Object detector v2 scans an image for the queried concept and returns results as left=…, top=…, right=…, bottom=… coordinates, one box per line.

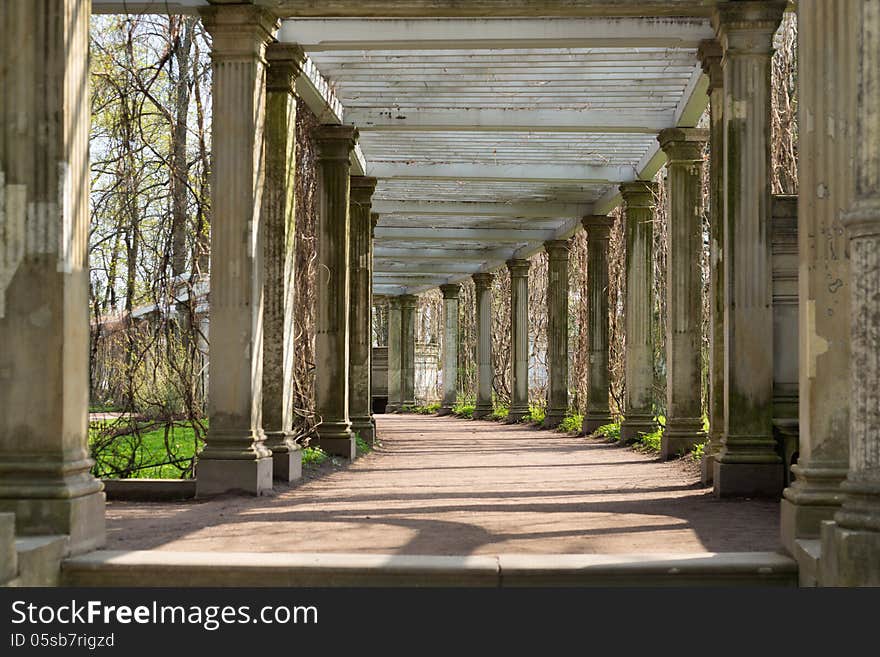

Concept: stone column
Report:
left=507, top=259, right=531, bottom=422
left=400, top=294, right=418, bottom=408
left=822, top=0, right=880, bottom=587
left=386, top=297, right=402, bottom=412
left=196, top=5, right=279, bottom=496
left=544, top=241, right=570, bottom=428
left=314, top=125, right=358, bottom=459
left=349, top=176, right=377, bottom=444
left=261, top=43, right=303, bottom=483
left=473, top=273, right=495, bottom=419
left=438, top=284, right=461, bottom=416
left=780, top=0, right=857, bottom=555
left=698, top=39, right=725, bottom=484
left=619, top=182, right=658, bottom=444
left=713, top=1, right=786, bottom=497
left=369, top=212, right=379, bottom=433
left=582, top=216, right=614, bottom=434
left=0, top=0, right=105, bottom=552
left=658, top=128, right=709, bottom=459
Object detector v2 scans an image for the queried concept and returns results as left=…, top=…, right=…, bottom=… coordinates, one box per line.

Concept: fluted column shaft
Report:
left=400, top=294, right=418, bottom=408
left=473, top=273, right=495, bottom=419
left=781, top=0, right=857, bottom=550
left=197, top=5, right=279, bottom=496
left=314, top=124, right=358, bottom=459
left=386, top=297, right=402, bottom=412
left=582, top=216, right=614, bottom=434
left=349, top=176, right=377, bottom=444
left=0, top=0, right=105, bottom=551
left=620, top=182, right=658, bottom=444
left=713, top=1, right=786, bottom=497
left=508, top=259, right=531, bottom=422
left=659, top=128, right=709, bottom=459
left=544, top=241, right=570, bottom=428
left=261, top=43, right=303, bottom=483
left=438, top=284, right=461, bottom=415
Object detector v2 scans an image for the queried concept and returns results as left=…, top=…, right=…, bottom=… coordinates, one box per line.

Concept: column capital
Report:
left=315, top=124, right=358, bottom=161
left=506, top=258, right=531, bottom=278
left=582, top=214, right=614, bottom=237
left=440, top=283, right=461, bottom=300
left=350, top=176, right=378, bottom=206
left=544, top=239, right=570, bottom=260
left=199, top=4, right=279, bottom=60
left=697, top=39, right=723, bottom=92
left=658, top=127, right=708, bottom=164
left=387, top=295, right=402, bottom=309
left=399, top=294, right=419, bottom=309
left=473, top=272, right=494, bottom=289
left=619, top=180, right=658, bottom=209
left=713, top=1, right=786, bottom=54
left=265, top=43, right=305, bottom=93
left=373, top=294, right=388, bottom=305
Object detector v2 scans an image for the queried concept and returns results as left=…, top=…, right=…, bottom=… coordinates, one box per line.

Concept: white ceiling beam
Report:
left=279, top=18, right=713, bottom=51
left=374, top=227, right=554, bottom=241
left=375, top=261, right=479, bottom=273
left=91, top=0, right=206, bottom=12
left=372, top=200, right=590, bottom=217
left=374, top=246, right=515, bottom=260
left=366, top=162, right=635, bottom=183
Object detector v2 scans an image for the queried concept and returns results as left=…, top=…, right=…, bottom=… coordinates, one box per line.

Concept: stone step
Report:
left=7, top=536, right=69, bottom=587
left=62, top=550, right=797, bottom=587
left=0, top=512, right=17, bottom=585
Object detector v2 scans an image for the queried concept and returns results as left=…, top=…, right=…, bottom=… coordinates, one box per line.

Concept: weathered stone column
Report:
left=438, top=284, right=461, bottom=416
left=780, top=0, right=857, bottom=556
left=196, top=4, right=279, bottom=496
left=349, top=176, right=377, bottom=444
left=0, top=0, right=105, bottom=552
left=400, top=294, right=418, bottom=408
left=507, top=260, right=531, bottom=422
left=473, top=273, right=495, bottom=419
left=821, top=0, right=880, bottom=587
left=713, top=0, right=786, bottom=497
left=698, top=39, right=725, bottom=484
left=544, top=241, right=570, bottom=428
left=619, top=182, right=658, bottom=444
left=385, top=296, right=402, bottom=413
left=261, top=43, right=303, bottom=483
left=658, top=128, right=709, bottom=460
left=369, top=212, right=379, bottom=434
left=582, top=216, right=614, bottom=434
left=314, top=125, right=358, bottom=459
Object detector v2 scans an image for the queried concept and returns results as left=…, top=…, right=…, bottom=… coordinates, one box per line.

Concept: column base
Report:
left=700, top=453, right=716, bottom=485
left=620, top=414, right=656, bottom=445
left=196, top=457, right=273, bottom=497
left=350, top=417, right=375, bottom=445
left=319, top=437, right=356, bottom=459
left=582, top=411, right=613, bottom=435
left=385, top=403, right=400, bottom=413
left=272, top=448, right=303, bottom=484
left=661, top=419, right=706, bottom=460
left=507, top=405, right=529, bottom=423
left=713, top=460, right=784, bottom=498
left=437, top=406, right=453, bottom=416
left=820, top=520, right=880, bottom=587
left=473, top=403, right=493, bottom=419
left=0, top=491, right=106, bottom=556
left=780, top=498, right=840, bottom=555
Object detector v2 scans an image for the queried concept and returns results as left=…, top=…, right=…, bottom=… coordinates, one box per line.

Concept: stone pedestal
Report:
left=386, top=297, right=403, bottom=413
left=349, top=177, right=378, bottom=444
left=619, top=182, right=658, bottom=444
left=261, top=44, right=303, bottom=483
left=544, top=241, right=570, bottom=428
left=196, top=4, right=279, bottom=496
left=712, top=1, right=786, bottom=497
left=658, top=128, right=709, bottom=460
left=438, top=284, right=461, bottom=415
left=507, top=260, right=531, bottom=422
left=473, top=273, right=495, bottom=419
left=314, top=125, right=358, bottom=459
left=781, top=0, right=856, bottom=552
left=582, top=216, right=615, bottom=434
left=400, top=294, right=418, bottom=409
left=0, top=0, right=105, bottom=554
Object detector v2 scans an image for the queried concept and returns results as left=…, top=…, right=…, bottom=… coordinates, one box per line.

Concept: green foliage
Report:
left=524, top=403, right=546, bottom=424
left=491, top=405, right=509, bottom=421
left=89, top=419, right=204, bottom=479
left=302, top=446, right=329, bottom=467
left=558, top=413, right=583, bottom=433
left=355, top=434, right=372, bottom=453
left=594, top=422, right=621, bottom=441
left=690, top=441, right=707, bottom=461
left=452, top=401, right=475, bottom=419
left=636, top=426, right=663, bottom=453
left=410, top=402, right=441, bottom=415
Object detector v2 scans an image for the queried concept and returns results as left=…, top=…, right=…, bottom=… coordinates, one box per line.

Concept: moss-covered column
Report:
left=582, top=216, right=614, bottom=434
left=473, top=273, right=495, bottom=419
left=314, top=125, right=358, bottom=459
left=386, top=296, right=402, bottom=413
left=400, top=294, right=418, bottom=409
left=0, top=0, right=105, bottom=552
left=196, top=5, right=279, bottom=496
left=508, top=259, right=531, bottom=422
left=349, top=176, right=377, bottom=444
left=821, top=0, right=880, bottom=587
left=261, top=44, right=303, bottom=483
left=438, top=284, right=461, bottom=416
left=619, top=182, right=658, bottom=444
left=544, top=241, right=570, bottom=428
left=712, top=0, right=786, bottom=497
left=658, top=128, right=709, bottom=460
left=698, top=39, right=725, bottom=484
left=780, top=0, right=857, bottom=555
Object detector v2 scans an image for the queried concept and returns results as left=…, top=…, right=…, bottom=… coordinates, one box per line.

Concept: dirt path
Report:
left=105, top=414, right=781, bottom=555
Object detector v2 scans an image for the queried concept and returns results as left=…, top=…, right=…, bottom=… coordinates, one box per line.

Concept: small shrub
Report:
left=690, top=441, right=707, bottom=461
left=302, top=445, right=329, bottom=467
left=558, top=413, right=583, bottom=433
left=355, top=434, right=372, bottom=453
left=524, top=403, right=545, bottom=424
left=453, top=402, right=475, bottom=419
left=412, top=402, right=441, bottom=415
left=491, top=405, right=509, bottom=421
left=594, top=422, right=621, bottom=441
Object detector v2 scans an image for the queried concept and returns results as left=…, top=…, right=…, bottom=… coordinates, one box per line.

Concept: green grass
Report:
left=356, top=434, right=372, bottom=453
left=89, top=419, right=204, bottom=479
left=411, top=402, right=441, bottom=415
left=558, top=413, right=583, bottom=433
left=452, top=401, right=475, bottom=419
